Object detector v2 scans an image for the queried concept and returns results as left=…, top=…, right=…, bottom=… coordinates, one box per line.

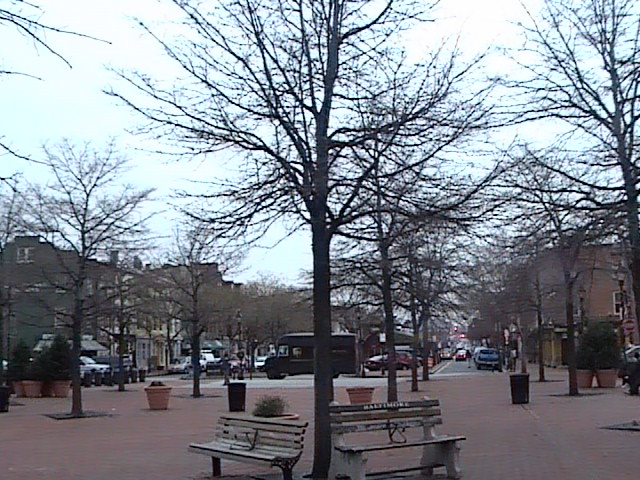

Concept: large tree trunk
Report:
left=380, top=240, right=398, bottom=402
left=537, top=302, right=545, bottom=382
left=71, top=296, right=83, bottom=416
left=422, top=311, right=430, bottom=381
left=564, top=280, right=578, bottom=396
left=117, top=332, right=126, bottom=392
left=191, top=327, right=201, bottom=398
left=310, top=213, right=333, bottom=479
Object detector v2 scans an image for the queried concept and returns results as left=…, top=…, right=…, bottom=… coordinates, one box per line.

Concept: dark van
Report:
left=264, top=333, right=356, bottom=379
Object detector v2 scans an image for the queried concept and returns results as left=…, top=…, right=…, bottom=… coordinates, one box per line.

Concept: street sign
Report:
left=622, top=318, right=636, bottom=334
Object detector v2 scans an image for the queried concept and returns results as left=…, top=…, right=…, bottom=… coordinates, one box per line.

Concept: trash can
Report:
left=0, top=385, right=10, bottom=413
left=510, top=373, right=529, bottom=404
left=82, top=372, right=94, bottom=387
left=103, top=371, right=113, bottom=386
left=130, top=369, right=138, bottom=383
left=139, top=369, right=146, bottom=382
left=227, top=382, right=246, bottom=412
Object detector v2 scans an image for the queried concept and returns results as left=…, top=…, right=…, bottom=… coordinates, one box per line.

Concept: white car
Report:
left=167, top=356, right=192, bottom=374
left=254, top=355, right=268, bottom=371
left=79, top=356, right=111, bottom=374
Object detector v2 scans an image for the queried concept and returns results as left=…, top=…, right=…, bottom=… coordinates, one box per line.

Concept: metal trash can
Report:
left=139, top=369, right=146, bottom=382
left=510, top=373, right=529, bottom=404
left=227, top=382, right=246, bottom=412
left=93, top=371, right=103, bottom=387
left=0, top=385, right=10, bottom=413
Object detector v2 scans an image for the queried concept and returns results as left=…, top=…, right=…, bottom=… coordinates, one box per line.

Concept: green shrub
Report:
left=577, top=321, right=620, bottom=370
left=47, top=335, right=72, bottom=381
left=7, top=339, right=32, bottom=382
left=252, top=395, right=288, bottom=417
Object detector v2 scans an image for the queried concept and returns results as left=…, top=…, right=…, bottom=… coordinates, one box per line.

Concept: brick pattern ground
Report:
left=1, top=368, right=639, bottom=479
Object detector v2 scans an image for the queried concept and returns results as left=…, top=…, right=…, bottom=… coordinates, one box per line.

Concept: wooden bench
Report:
left=328, top=398, right=465, bottom=479
left=189, top=414, right=308, bottom=480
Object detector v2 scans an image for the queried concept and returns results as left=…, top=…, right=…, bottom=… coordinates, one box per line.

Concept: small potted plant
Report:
left=144, top=380, right=172, bottom=410
left=252, top=394, right=298, bottom=420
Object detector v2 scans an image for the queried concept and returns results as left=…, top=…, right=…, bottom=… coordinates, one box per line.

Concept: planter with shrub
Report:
left=47, top=335, right=72, bottom=397
left=144, top=381, right=172, bottom=410
left=252, top=394, right=298, bottom=420
left=577, top=321, right=620, bottom=388
left=7, top=340, right=31, bottom=397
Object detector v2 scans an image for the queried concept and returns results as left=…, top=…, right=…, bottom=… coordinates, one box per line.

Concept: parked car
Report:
left=94, top=355, right=133, bottom=372
left=254, top=355, right=268, bottom=372
left=167, top=356, right=192, bottom=374
left=455, top=349, right=468, bottom=361
left=474, top=348, right=501, bottom=371
left=365, top=351, right=421, bottom=371
left=79, top=356, right=111, bottom=374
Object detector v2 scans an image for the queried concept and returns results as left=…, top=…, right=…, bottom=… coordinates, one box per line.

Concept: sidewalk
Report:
left=1, top=368, right=639, bottom=479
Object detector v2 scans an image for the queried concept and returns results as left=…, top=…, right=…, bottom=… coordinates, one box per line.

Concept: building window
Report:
left=16, top=246, right=34, bottom=264
left=613, top=291, right=626, bottom=318
left=54, top=312, right=67, bottom=330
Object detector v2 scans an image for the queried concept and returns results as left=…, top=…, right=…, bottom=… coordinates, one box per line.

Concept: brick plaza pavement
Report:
left=1, top=367, right=639, bottom=480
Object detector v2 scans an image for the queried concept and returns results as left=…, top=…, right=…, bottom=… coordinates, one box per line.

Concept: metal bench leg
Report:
left=211, top=457, right=221, bottom=477
left=273, top=456, right=299, bottom=480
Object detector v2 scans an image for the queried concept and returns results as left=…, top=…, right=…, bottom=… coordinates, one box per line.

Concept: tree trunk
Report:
left=565, top=281, right=578, bottom=396
left=422, top=311, right=430, bottom=381
left=410, top=292, right=419, bottom=392
left=117, top=334, right=126, bottom=392
left=70, top=296, right=83, bottom=416
left=537, top=303, right=545, bottom=382
left=379, top=239, right=398, bottom=402
left=191, top=328, right=201, bottom=398
left=310, top=213, right=333, bottom=479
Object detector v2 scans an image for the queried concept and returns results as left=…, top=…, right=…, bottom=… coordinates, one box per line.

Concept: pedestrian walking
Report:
left=466, top=348, right=473, bottom=368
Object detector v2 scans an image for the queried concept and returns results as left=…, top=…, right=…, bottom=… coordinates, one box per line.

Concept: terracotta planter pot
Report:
left=346, top=386, right=375, bottom=405
left=22, top=380, right=42, bottom=398
left=595, top=369, right=618, bottom=388
left=12, top=381, right=25, bottom=398
left=576, top=369, right=594, bottom=388
left=40, top=381, right=54, bottom=398
left=145, top=385, right=172, bottom=410
left=52, top=380, right=71, bottom=398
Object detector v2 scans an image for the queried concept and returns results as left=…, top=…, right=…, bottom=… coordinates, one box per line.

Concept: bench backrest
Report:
left=217, top=415, right=308, bottom=452
left=329, top=399, right=442, bottom=435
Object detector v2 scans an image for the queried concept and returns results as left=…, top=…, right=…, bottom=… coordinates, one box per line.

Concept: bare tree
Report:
left=23, top=140, right=153, bottom=417
left=0, top=1, right=104, bottom=158
left=108, top=1, right=497, bottom=474
left=513, top=0, right=640, bottom=333
left=158, top=222, right=242, bottom=398
left=505, top=148, right=620, bottom=395
left=0, top=177, right=23, bottom=384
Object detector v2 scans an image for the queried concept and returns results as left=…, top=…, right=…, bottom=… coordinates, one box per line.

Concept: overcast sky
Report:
left=0, top=0, right=540, bottom=284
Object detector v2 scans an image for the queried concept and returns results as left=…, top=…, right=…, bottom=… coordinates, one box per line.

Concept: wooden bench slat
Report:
left=191, top=440, right=301, bottom=456
left=220, top=417, right=307, bottom=434
left=218, top=424, right=306, bottom=440
left=221, top=414, right=308, bottom=429
left=335, top=435, right=466, bottom=453
left=330, top=399, right=439, bottom=414
left=215, top=434, right=305, bottom=450
left=330, top=407, right=441, bottom=424
left=189, top=443, right=300, bottom=462
left=330, top=417, right=442, bottom=434
left=213, top=440, right=303, bottom=456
